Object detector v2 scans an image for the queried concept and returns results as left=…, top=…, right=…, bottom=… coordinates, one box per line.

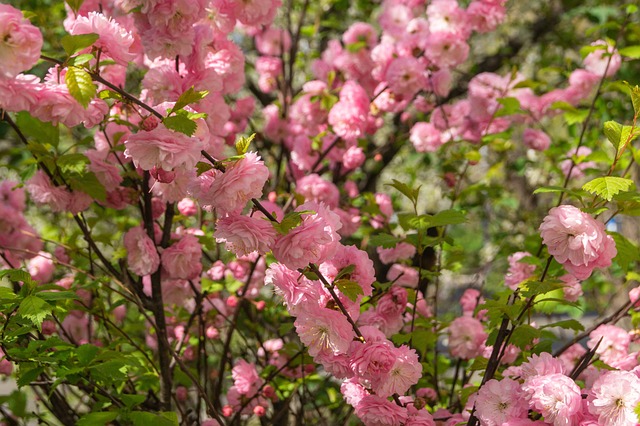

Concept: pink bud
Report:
left=222, top=405, right=234, bottom=417
left=253, top=406, right=266, bottom=417
left=176, top=386, right=188, bottom=402
left=226, top=295, right=238, bottom=308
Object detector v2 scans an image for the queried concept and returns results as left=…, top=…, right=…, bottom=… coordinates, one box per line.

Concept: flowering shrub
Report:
left=1, top=0, right=640, bottom=425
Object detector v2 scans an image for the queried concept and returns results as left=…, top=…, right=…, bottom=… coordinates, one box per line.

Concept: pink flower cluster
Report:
left=0, top=180, right=43, bottom=266
left=540, top=205, right=616, bottom=279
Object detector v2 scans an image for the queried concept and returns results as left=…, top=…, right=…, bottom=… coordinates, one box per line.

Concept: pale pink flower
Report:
left=294, top=303, right=355, bottom=357
left=341, top=379, right=368, bottom=407
left=161, top=235, right=202, bottom=280
left=387, top=263, right=419, bottom=288
left=85, top=149, right=123, bottom=192
left=342, top=146, right=366, bottom=170
left=425, top=32, right=469, bottom=68
left=558, top=343, right=587, bottom=374
left=377, top=242, right=416, bottom=265
left=349, top=340, right=396, bottom=383
left=583, top=40, right=621, bottom=78
left=523, top=128, right=551, bottom=151
left=0, top=4, right=43, bottom=78
left=255, top=27, right=291, bottom=56
left=448, top=316, right=487, bottom=359
left=124, top=126, right=203, bottom=172
left=385, top=56, right=426, bottom=98
left=354, top=394, right=408, bottom=426
left=474, top=378, right=529, bottom=426
left=460, top=288, right=483, bottom=317
left=214, top=214, right=276, bottom=256
left=539, top=205, right=616, bottom=280
left=560, top=146, right=596, bottom=180
left=233, top=0, right=280, bottom=26
left=28, top=252, right=55, bottom=284
left=177, top=198, right=197, bottom=216
left=374, top=344, right=422, bottom=398
left=426, top=0, right=468, bottom=36
left=232, top=359, right=262, bottom=395
left=70, top=12, right=135, bottom=65
left=0, top=180, right=26, bottom=211
left=26, top=170, right=71, bottom=212
left=560, top=274, right=583, bottom=302
left=193, top=152, right=269, bottom=215
left=123, top=227, right=160, bottom=276
left=467, top=0, right=506, bottom=33
left=264, top=263, right=319, bottom=313
left=271, top=201, right=342, bottom=270
left=255, top=56, right=282, bottom=93
left=410, top=122, right=444, bottom=153
left=520, top=353, right=566, bottom=381
left=522, top=374, right=582, bottom=426
left=296, top=174, right=340, bottom=209
left=504, top=251, right=536, bottom=290
left=587, top=370, right=640, bottom=426
left=587, top=324, right=630, bottom=366
left=319, top=244, right=375, bottom=297
left=0, top=73, right=39, bottom=112
left=342, top=22, right=377, bottom=48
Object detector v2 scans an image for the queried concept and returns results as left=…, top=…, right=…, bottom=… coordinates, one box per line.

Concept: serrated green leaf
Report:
left=61, top=33, right=99, bottom=56
left=429, top=210, right=467, bottom=227
left=77, top=344, right=100, bottom=366
left=0, top=269, right=37, bottom=287
left=57, top=153, right=89, bottom=174
left=121, top=394, right=146, bottom=409
left=495, top=97, right=522, bottom=117
left=65, top=0, right=86, bottom=15
left=604, top=121, right=639, bottom=156
left=65, top=66, right=96, bottom=108
left=385, top=179, right=419, bottom=206
left=236, top=133, right=255, bottom=155
left=16, top=112, right=60, bottom=148
left=541, top=319, right=585, bottom=332
left=16, top=365, right=44, bottom=387
left=618, top=45, right=640, bottom=59
left=564, top=108, right=589, bottom=125
left=624, top=83, right=640, bottom=117
left=128, top=411, right=178, bottom=426
left=163, top=114, right=197, bottom=136
left=69, top=171, right=106, bottom=201
left=334, top=279, right=364, bottom=302
left=18, top=296, right=51, bottom=328
left=98, top=89, right=122, bottom=100
left=368, top=233, right=402, bottom=248
left=583, top=177, right=634, bottom=201
left=335, top=264, right=356, bottom=280
left=604, top=120, right=623, bottom=149
left=510, top=324, right=541, bottom=350
left=610, top=232, right=639, bottom=270
left=77, top=412, right=119, bottom=426
left=301, top=269, right=320, bottom=281
left=519, top=280, right=564, bottom=297
left=172, top=87, right=209, bottom=112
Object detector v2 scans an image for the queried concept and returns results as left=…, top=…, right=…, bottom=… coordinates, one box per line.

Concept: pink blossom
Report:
left=296, top=174, right=340, bottom=209
left=448, top=316, right=487, bottom=359
left=385, top=57, right=426, bottom=98
left=161, top=235, right=202, bottom=280
left=410, top=122, right=444, bottom=153
left=232, top=359, right=262, bottom=395
left=354, top=394, right=408, bottom=426
left=349, top=340, right=396, bottom=383
left=583, top=40, right=621, bottom=78
left=474, top=378, right=529, bottom=426
left=233, top=0, right=281, bottom=27
left=319, top=244, right=375, bottom=297
left=26, top=170, right=71, bottom=212
left=0, top=348, right=13, bottom=376
left=540, top=205, right=616, bottom=280
left=85, top=149, right=123, bottom=192
left=123, top=227, right=160, bottom=276
left=467, top=0, right=506, bottom=33
left=214, top=214, right=276, bottom=256
left=193, top=152, right=269, bottom=215
left=374, top=344, right=422, bottom=397
left=560, top=274, right=583, bottom=302
left=523, top=128, right=551, bottom=151
left=504, top=251, right=536, bottom=290
left=587, top=370, right=640, bottom=426
left=124, top=125, right=203, bottom=172
left=426, top=0, right=469, bottom=36
left=520, top=353, right=566, bottom=381
left=0, top=4, right=43, bottom=78
left=255, top=56, right=282, bottom=93
left=377, top=242, right=416, bottom=265
left=272, top=201, right=342, bottom=270
left=264, top=263, right=319, bottom=312
left=387, top=263, right=419, bottom=288
left=28, top=252, right=55, bottom=284
left=0, top=180, right=26, bottom=212
left=342, top=22, right=377, bottom=48
left=342, top=146, right=366, bottom=170
left=70, top=12, right=135, bottom=65
left=177, top=198, right=197, bottom=216
left=459, top=288, right=483, bottom=316
left=425, top=32, right=469, bottom=68
left=255, top=27, right=291, bottom=56
left=522, top=374, right=582, bottom=426
left=587, top=324, right=630, bottom=366
left=560, top=147, right=596, bottom=180
left=0, top=73, right=39, bottom=112
left=294, top=303, right=355, bottom=357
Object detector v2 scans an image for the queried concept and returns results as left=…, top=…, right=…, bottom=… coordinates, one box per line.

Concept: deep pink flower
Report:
left=294, top=303, right=355, bottom=357
left=354, top=394, right=408, bottom=426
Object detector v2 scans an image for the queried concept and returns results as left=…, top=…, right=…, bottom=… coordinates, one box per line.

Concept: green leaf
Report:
left=0, top=269, right=36, bottom=287
left=533, top=186, right=585, bottom=200
left=618, top=45, right=640, bottom=59
left=510, top=324, right=541, bottom=350
left=385, top=179, right=420, bottom=206
left=564, top=108, right=589, bottom=125
left=273, top=210, right=314, bottom=235
left=610, top=232, right=640, bottom=270
left=65, top=66, right=97, bottom=108
left=16, top=112, right=60, bottom=148
left=429, top=210, right=467, bottom=227
left=519, top=280, right=564, bottom=297
left=583, top=177, right=634, bottom=201
left=65, top=0, right=86, bottom=15
left=16, top=365, right=44, bottom=387
left=541, top=319, right=585, bottom=332
left=128, top=411, right=179, bottom=426
left=18, top=296, right=51, bottom=328
left=172, top=87, right=209, bottom=112
left=163, top=114, right=197, bottom=137
left=495, top=97, right=522, bottom=117
left=77, top=344, right=100, bottom=366
left=61, top=33, right=99, bottom=56
left=77, top=412, right=119, bottom=426
left=603, top=121, right=639, bottom=154
left=345, top=41, right=368, bottom=53
left=67, top=53, right=94, bottom=66
left=69, top=171, right=106, bottom=201
left=98, top=89, right=122, bottom=100
left=57, top=153, right=89, bottom=174
left=236, top=133, right=255, bottom=155
left=335, top=265, right=356, bottom=280
left=121, top=394, right=146, bottom=409
left=624, top=83, right=640, bottom=117
left=196, top=161, right=214, bottom=176
left=368, top=233, right=402, bottom=248
left=334, top=279, right=364, bottom=302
